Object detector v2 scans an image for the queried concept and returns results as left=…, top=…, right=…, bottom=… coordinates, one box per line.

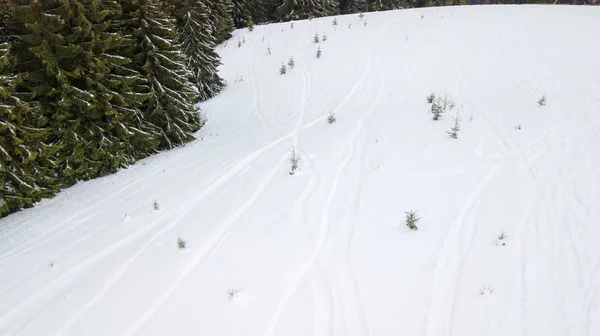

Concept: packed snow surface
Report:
left=1, top=5, right=600, bottom=336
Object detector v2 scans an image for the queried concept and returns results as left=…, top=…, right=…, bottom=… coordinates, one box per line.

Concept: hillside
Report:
left=1, top=5, right=599, bottom=336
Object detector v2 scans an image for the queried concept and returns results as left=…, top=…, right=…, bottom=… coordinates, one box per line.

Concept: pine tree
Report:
left=275, top=0, right=339, bottom=21
left=0, top=42, right=57, bottom=216
left=206, top=0, right=235, bottom=44
left=9, top=0, right=149, bottom=184
left=169, top=0, right=226, bottom=101
left=231, top=0, right=252, bottom=28
left=120, top=0, right=202, bottom=150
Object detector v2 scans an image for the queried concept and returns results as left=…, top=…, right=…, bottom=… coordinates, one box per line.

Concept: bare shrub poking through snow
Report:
left=153, top=199, right=160, bottom=211
left=481, top=285, right=495, bottom=296
left=226, top=288, right=240, bottom=300
left=289, top=148, right=300, bottom=175
left=327, top=111, right=336, bottom=124
left=405, top=210, right=421, bottom=230
left=496, top=229, right=508, bottom=246
left=177, top=237, right=187, bottom=250
left=538, top=95, right=546, bottom=107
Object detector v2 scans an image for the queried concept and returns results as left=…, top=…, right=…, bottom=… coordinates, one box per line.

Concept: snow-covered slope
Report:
left=1, top=5, right=600, bottom=336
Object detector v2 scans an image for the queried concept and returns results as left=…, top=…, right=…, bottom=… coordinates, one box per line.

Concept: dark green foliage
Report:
left=10, top=0, right=148, bottom=185
left=206, top=0, right=235, bottom=44
left=120, top=0, right=201, bottom=149
left=275, top=0, right=339, bottom=22
left=168, top=0, right=226, bottom=101
left=0, top=42, right=57, bottom=216
left=232, top=0, right=252, bottom=28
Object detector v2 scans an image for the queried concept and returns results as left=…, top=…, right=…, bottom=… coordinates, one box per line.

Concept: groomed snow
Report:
left=1, top=5, right=600, bottom=336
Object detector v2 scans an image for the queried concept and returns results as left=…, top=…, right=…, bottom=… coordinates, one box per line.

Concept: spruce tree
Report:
left=206, top=0, right=235, bottom=45
left=120, top=0, right=201, bottom=149
left=0, top=42, right=58, bottom=216
left=168, top=0, right=226, bottom=101
left=231, top=0, right=252, bottom=28
left=275, top=0, right=339, bottom=21
left=9, top=0, right=146, bottom=184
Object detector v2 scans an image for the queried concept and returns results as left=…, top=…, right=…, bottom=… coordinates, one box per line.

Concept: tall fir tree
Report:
left=119, top=0, right=201, bottom=149
left=102, top=0, right=161, bottom=160
left=0, top=41, right=58, bottom=216
left=231, top=0, right=252, bottom=28
left=9, top=0, right=144, bottom=184
left=275, top=0, right=339, bottom=21
left=206, top=0, right=235, bottom=45
left=166, top=0, right=226, bottom=101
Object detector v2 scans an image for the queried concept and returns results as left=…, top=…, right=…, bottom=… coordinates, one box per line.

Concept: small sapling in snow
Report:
left=322, top=34, right=328, bottom=42
left=313, top=32, right=320, bottom=43
left=332, top=18, right=338, bottom=26
left=280, top=62, right=287, bottom=75
left=327, top=111, right=336, bottom=124
left=359, top=12, right=364, bottom=20
left=290, top=22, right=294, bottom=29
left=427, top=93, right=436, bottom=104
left=267, top=46, right=271, bottom=55
left=405, top=210, right=421, bottom=230
left=288, top=57, right=295, bottom=69
left=289, top=148, right=300, bottom=175
left=48, top=260, right=55, bottom=268
left=316, top=46, right=322, bottom=59
left=431, top=99, right=443, bottom=120
left=348, top=22, right=352, bottom=29
left=496, top=229, right=508, bottom=246
left=177, top=237, right=187, bottom=250
left=447, top=116, right=461, bottom=139
left=153, top=199, right=160, bottom=211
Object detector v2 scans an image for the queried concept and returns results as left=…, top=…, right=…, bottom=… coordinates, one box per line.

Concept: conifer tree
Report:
left=0, top=41, right=58, bottom=216
left=120, top=0, right=201, bottom=149
left=9, top=0, right=147, bottom=183
left=167, top=0, right=226, bottom=101
left=275, top=0, right=339, bottom=21
left=206, top=0, right=235, bottom=45
left=231, top=0, right=252, bottom=28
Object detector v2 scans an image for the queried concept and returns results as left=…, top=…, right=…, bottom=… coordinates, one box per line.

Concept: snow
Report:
left=1, top=5, right=600, bottom=336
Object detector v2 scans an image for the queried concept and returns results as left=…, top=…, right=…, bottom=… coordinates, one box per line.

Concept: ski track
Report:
left=262, top=19, right=395, bottom=336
